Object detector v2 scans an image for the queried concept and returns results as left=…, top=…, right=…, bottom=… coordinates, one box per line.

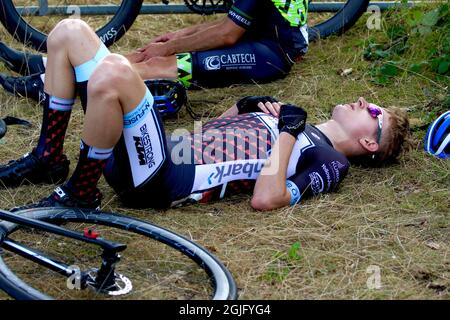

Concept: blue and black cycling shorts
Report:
left=102, top=93, right=195, bottom=209
left=176, top=38, right=294, bottom=89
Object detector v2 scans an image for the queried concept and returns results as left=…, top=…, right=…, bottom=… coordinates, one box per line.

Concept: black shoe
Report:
left=11, top=185, right=102, bottom=212
left=0, top=151, right=70, bottom=189
left=0, top=42, right=45, bottom=76
left=0, top=72, right=45, bottom=103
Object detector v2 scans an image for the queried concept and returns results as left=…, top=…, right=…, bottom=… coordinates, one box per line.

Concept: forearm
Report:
left=252, top=133, right=296, bottom=210
left=173, top=19, right=222, bottom=39
left=218, top=104, right=239, bottom=118
left=164, top=19, right=242, bottom=55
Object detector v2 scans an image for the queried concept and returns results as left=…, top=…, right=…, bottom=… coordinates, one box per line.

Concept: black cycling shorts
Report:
left=181, top=39, right=294, bottom=88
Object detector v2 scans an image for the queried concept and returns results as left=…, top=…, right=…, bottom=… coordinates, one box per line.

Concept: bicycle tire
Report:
left=308, top=0, right=370, bottom=41
left=0, top=0, right=144, bottom=53
left=184, top=0, right=232, bottom=15
left=0, top=208, right=238, bottom=300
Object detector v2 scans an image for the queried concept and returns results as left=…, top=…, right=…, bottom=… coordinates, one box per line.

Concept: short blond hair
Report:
left=349, top=107, right=410, bottom=167
left=377, top=107, right=410, bottom=164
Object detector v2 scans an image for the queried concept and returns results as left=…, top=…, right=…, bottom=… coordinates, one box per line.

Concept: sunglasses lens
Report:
left=368, top=104, right=381, bottom=118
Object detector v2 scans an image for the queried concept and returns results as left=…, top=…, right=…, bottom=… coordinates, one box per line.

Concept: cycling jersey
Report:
left=228, top=0, right=309, bottom=60
left=104, top=111, right=350, bottom=209
left=177, top=0, right=309, bottom=89
left=169, top=114, right=349, bottom=207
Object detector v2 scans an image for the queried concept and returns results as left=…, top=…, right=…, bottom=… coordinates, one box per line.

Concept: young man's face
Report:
left=331, top=97, right=390, bottom=148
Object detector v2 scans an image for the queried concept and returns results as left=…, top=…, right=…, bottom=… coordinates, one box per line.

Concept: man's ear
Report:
left=358, top=137, right=379, bottom=153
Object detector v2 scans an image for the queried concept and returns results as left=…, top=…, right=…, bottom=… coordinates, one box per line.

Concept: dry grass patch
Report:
left=0, top=7, right=449, bottom=299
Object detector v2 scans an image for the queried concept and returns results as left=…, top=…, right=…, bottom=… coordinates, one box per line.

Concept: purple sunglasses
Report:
left=367, top=104, right=383, bottom=145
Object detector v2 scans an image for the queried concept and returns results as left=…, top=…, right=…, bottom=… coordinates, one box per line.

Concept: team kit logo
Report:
left=309, top=171, right=324, bottom=195
left=204, top=53, right=257, bottom=71
left=208, top=162, right=264, bottom=185
left=133, top=124, right=155, bottom=168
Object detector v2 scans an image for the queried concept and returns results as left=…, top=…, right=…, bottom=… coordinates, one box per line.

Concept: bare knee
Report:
left=88, top=54, right=136, bottom=99
left=47, top=19, right=92, bottom=51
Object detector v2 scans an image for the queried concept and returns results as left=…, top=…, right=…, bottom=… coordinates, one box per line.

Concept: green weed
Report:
left=365, top=2, right=449, bottom=86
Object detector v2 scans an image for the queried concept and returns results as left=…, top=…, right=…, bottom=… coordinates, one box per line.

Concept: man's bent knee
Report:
left=47, top=19, right=93, bottom=50
left=88, top=54, right=135, bottom=96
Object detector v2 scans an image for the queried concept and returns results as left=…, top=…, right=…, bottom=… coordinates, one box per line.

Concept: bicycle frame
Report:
left=0, top=210, right=126, bottom=293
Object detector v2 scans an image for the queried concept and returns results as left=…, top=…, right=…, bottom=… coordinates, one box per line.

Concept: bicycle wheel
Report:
left=0, top=208, right=237, bottom=300
left=308, top=0, right=370, bottom=41
left=0, top=0, right=143, bottom=52
left=184, top=0, right=232, bottom=15
left=183, top=0, right=370, bottom=39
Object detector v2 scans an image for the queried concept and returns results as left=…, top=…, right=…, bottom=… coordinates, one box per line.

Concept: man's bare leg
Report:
left=61, top=53, right=148, bottom=205
left=0, top=19, right=153, bottom=195
left=16, top=18, right=152, bottom=208
left=35, top=19, right=104, bottom=165
left=132, top=55, right=178, bottom=80
left=83, top=54, right=147, bottom=149
left=43, top=19, right=146, bottom=204
left=44, top=19, right=102, bottom=98
left=0, top=19, right=109, bottom=190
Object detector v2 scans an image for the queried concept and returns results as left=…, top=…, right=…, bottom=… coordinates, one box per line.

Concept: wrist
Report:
left=277, top=104, right=307, bottom=138
left=279, top=131, right=297, bottom=143
left=166, top=42, right=176, bottom=55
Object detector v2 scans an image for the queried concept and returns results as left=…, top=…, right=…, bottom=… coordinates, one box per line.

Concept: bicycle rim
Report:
left=0, top=208, right=237, bottom=300
left=308, top=0, right=370, bottom=41
left=0, top=0, right=143, bottom=52
left=184, top=0, right=232, bottom=15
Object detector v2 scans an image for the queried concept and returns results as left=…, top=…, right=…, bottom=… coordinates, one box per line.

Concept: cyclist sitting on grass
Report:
left=0, top=19, right=409, bottom=211
left=0, top=0, right=309, bottom=101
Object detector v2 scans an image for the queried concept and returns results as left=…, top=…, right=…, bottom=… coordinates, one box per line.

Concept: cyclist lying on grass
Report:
left=0, top=0, right=309, bottom=101
left=0, top=19, right=410, bottom=211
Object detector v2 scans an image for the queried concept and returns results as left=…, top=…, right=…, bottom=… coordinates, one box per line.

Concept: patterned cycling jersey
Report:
left=271, top=0, right=309, bottom=26
left=227, top=0, right=309, bottom=58
left=168, top=113, right=350, bottom=207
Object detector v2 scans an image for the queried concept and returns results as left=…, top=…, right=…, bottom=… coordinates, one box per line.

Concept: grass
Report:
left=0, top=2, right=449, bottom=299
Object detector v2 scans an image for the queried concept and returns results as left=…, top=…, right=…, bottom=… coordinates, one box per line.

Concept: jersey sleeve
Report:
left=227, top=0, right=259, bottom=29
left=286, top=148, right=350, bottom=205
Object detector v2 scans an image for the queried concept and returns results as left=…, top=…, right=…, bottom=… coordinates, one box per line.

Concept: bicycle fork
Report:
left=0, top=210, right=130, bottom=296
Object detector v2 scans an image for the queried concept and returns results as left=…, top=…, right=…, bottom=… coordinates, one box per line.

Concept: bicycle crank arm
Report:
left=0, top=210, right=127, bottom=253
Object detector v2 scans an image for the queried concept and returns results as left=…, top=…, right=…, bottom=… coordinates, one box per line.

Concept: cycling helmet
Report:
left=424, top=110, right=450, bottom=158
left=144, top=79, right=187, bottom=117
